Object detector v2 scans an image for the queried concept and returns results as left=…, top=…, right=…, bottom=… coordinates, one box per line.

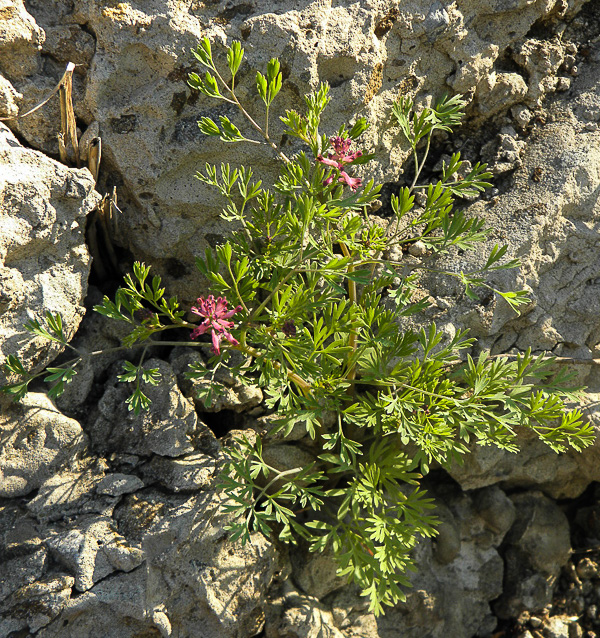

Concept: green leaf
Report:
left=0, top=380, right=31, bottom=402
left=198, top=117, right=221, bottom=136
left=126, top=389, right=151, bottom=415
left=191, top=37, right=215, bottom=69
left=256, top=71, right=267, bottom=102
left=348, top=118, right=369, bottom=139
left=227, top=40, right=244, bottom=77
left=218, top=116, right=246, bottom=142
left=3, top=354, right=28, bottom=376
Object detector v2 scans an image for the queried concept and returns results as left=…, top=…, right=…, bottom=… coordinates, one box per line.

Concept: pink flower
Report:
left=190, top=295, right=242, bottom=354
left=316, top=136, right=363, bottom=191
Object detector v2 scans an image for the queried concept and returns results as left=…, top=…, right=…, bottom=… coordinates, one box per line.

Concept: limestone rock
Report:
left=0, top=575, right=74, bottom=635
left=293, top=549, right=347, bottom=601
left=90, top=359, right=198, bottom=458
left=46, top=515, right=144, bottom=592
left=495, top=491, right=572, bottom=619
left=0, top=393, right=88, bottom=498
left=265, top=583, right=345, bottom=638
left=96, top=473, right=144, bottom=497
left=27, top=463, right=117, bottom=524
left=56, top=489, right=283, bottom=638
left=0, top=72, right=20, bottom=118
left=2, top=0, right=577, bottom=302
left=0, top=0, right=43, bottom=80
left=0, top=124, right=100, bottom=383
left=172, top=350, right=263, bottom=413
left=0, top=547, right=47, bottom=602
left=142, top=452, right=217, bottom=492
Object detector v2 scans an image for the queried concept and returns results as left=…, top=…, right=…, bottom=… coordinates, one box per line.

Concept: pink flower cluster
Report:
left=190, top=295, right=241, bottom=354
left=317, top=136, right=362, bottom=191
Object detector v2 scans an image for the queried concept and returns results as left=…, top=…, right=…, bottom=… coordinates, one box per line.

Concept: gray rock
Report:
left=0, top=0, right=43, bottom=81
left=46, top=515, right=144, bottom=592
left=265, top=583, right=345, bottom=638
left=495, top=491, right=572, bottom=619
left=172, top=350, right=263, bottom=413
left=0, top=575, right=74, bottom=635
left=0, top=503, right=43, bottom=557
left=96, top=473, right=144, bottom=497
left=545, top=616, right=572, bottom=638
left=0, top=393, right=88, bottom=498
left=447, top=426, right=600, bottom=499
left=90, top=359, right=198, bottom=458
left=513, top=37, right=566, bottom=106
left=0, top=547, right=47, bottom=602
left=39, top=489, right=284, bottom=637
left=293, top=549, right=347, bottom=601
left=27, top=463, right=117, bottom=523
left=0, top=124, right=100, bottom=384
left=142, top=452, right=217, bottom=492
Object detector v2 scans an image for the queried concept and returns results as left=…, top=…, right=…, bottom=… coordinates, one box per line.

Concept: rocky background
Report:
left=1, top=0, right=600, bottom=636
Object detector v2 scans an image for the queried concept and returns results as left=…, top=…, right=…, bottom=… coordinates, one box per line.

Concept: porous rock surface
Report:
left=0, top=0, right=600, bottom=637
left=0, top=123, right=100, bottom=384
left=1, top=0, right=588, bottom=301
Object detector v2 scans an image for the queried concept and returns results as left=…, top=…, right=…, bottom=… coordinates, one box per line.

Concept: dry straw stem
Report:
left=0, top=62, right=76, bottom=124
left=89, top=187, right=120, bottom=280
left=58, top=63, right=79, bottom=166
left=0, top=61, right=81, bottom=167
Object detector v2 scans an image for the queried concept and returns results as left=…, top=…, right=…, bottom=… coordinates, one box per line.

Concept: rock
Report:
left=0, top=547, right=47, bottom=602
left=293, top=549, right=347, bottom=601
left=261, top=443, right=319, bottom=485
left=0, top=0, right=577, bottom=302
left=576, top=557, right=600, bottom=580
left=46, top=515, right=144, bottom=592
left=0, top=124, right=100, bottom=383
left=27, top=463, right=117, bottom=523
left=37, top=568, right=154, bottom=638
left=90, top=359, right=199, bottom=458
left=477, top=72, right=529, bottom=119
left=495, top=491, right=571, bottom=619
left=0, top=503, right=43, bottom=558
left=0, top=72, right=20, bottom=118
left=408, top=240, right=428, bottom=257
left=0, top=393, right=88, bottom=498
left=447, top=426, right=600, bottom=499
left=103, top=489, right=281, bottom=638
left=0, top=0, right=43, bottom=81
left=512, top=104, right=533, bottom=128
left=0, top=575, right=74, bottom=635
left=141, top=452, right=217, bottom=492
left=265, top=583, right=345, bottom=638
left=96, top=473, right=144, bottom=497
left=545, top=615, right=572, bottom=638
left=513, top=38, right=566, bottom=106
left=172, top=350, right=263, bottom=413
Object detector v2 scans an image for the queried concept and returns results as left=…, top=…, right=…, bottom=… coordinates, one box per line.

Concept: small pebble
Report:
left=576, top=558, right=599, bottom=580
left=570, top=624, right=583, bottom=638
left=584, top=122, right=598, bottom=132
left=530, top=616, right=542, bottom=628
left=408, top=240, right=427, bottom=257
left=512, top=104, right=532, bottom=128
left=556, top=77, right=572, bottom=92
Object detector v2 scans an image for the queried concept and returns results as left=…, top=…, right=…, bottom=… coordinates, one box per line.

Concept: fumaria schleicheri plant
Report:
left=1, top=38, right=595, bottom=615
